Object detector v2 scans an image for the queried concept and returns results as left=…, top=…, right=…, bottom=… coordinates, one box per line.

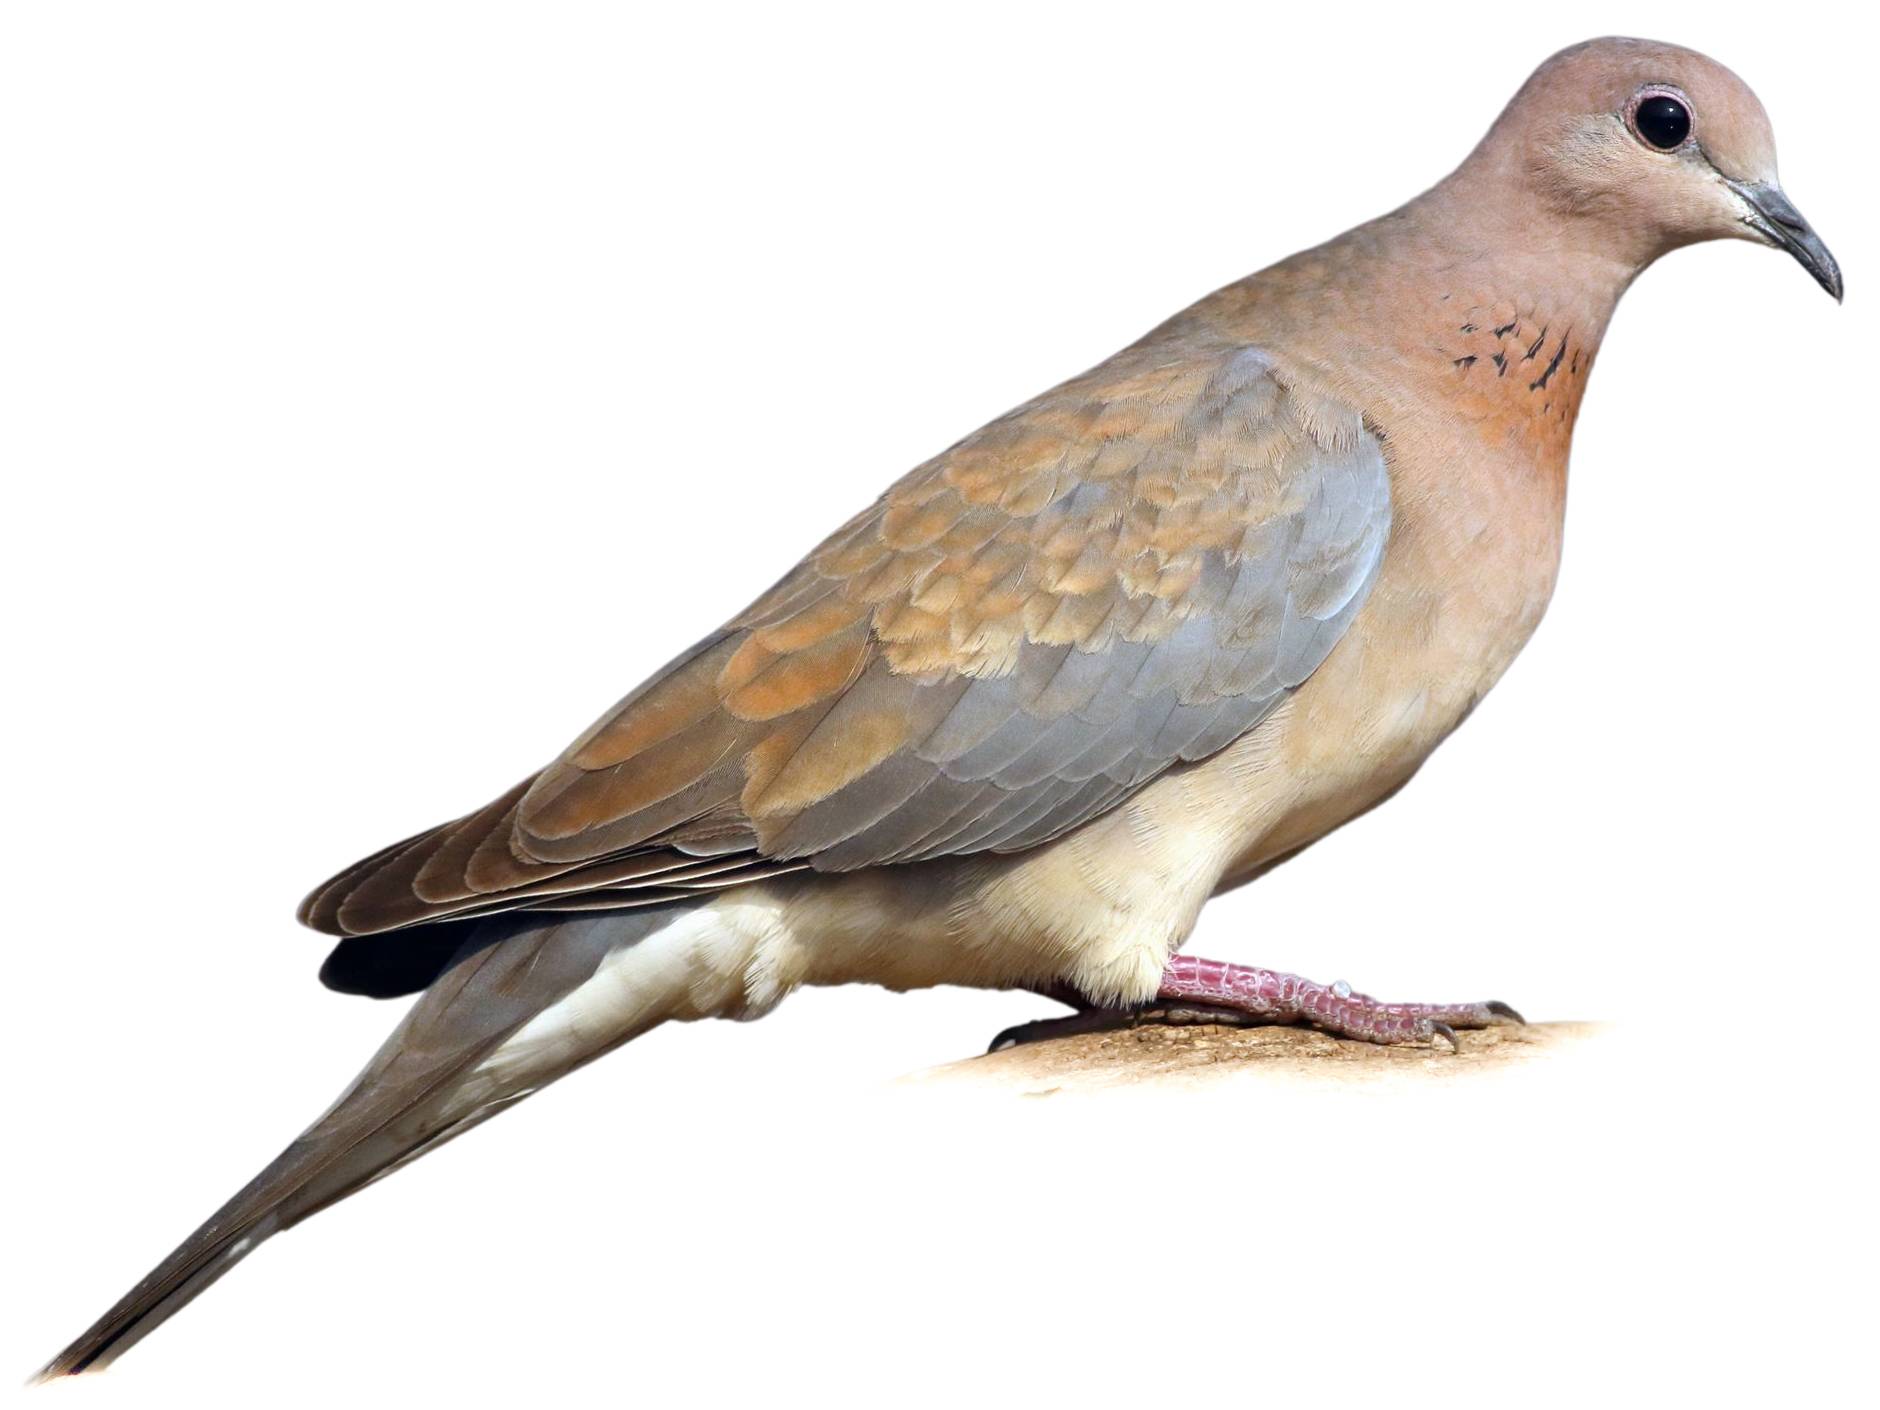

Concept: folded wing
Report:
left=302, top=339, right=1391, bottom=939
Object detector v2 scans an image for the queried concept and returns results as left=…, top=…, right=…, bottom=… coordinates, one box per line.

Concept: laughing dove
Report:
left=40, top=36, right=1842, bottom=1378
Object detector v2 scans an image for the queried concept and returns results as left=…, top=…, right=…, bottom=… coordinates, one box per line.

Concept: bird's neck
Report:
left=1192, top=182, right=1652, bottom=478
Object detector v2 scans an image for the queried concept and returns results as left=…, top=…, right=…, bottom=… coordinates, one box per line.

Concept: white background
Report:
left=3, top=3, right=1871, bottom=1406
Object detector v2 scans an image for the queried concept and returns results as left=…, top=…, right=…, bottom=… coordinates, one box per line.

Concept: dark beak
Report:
left=1728, top=180, right=1843, bottom=301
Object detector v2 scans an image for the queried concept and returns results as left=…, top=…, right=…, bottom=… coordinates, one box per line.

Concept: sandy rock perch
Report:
left=908, top=1021, right=1597, bottom=1095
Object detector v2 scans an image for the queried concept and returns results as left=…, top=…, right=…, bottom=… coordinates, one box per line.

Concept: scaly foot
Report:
left=989, top=956, right=1522, bottom=1053
left=1157, top=955, right=1522, bottom=1047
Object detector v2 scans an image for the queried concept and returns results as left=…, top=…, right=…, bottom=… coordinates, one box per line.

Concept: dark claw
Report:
left=1485, top=1000, right=1526, bottom=1025
left=986, top=1008, right=1134, bottom=1053
left=987, top=1000, right=1258, bottom=1053
left=1429, top=1021, right=1460, bottom=1052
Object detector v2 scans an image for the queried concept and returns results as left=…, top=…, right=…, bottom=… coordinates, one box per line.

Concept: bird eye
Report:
left=1631, top=92, right=1692, bottom=151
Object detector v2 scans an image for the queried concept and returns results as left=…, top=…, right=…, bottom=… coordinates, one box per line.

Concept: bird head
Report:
left=1463, top=36, right=1842, bottom=300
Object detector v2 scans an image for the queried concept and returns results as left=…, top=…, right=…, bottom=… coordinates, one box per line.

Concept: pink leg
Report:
left=1157, top=954, right=1522, bottom=1047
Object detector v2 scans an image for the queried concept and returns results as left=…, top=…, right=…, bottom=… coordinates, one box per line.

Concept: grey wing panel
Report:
left=777, top=358, right=1391, bottom=870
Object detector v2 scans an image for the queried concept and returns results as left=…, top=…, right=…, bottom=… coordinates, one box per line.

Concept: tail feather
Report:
left=36, top=1152, right=314, bottom=1380
left=35, top=909, right=654, bottom=1380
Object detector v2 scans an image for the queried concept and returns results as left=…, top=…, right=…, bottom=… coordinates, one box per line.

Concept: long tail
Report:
left=35, top=907, right=672, bottom=1380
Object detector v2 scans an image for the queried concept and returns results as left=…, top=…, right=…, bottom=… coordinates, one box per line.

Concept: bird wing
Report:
left=301, top=338, right=1391, bottom=938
